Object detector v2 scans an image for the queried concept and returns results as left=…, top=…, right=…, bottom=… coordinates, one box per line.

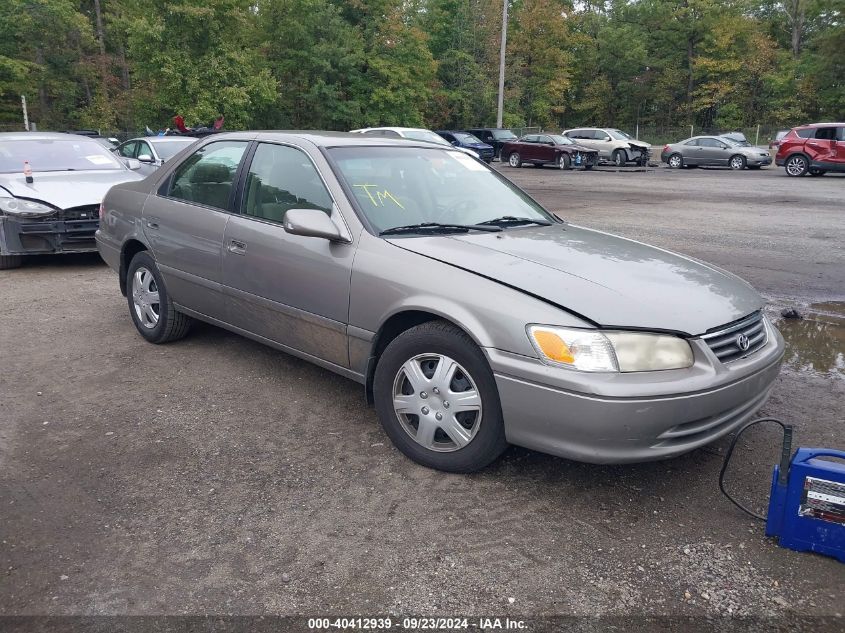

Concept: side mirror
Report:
left=124, top=158, right=141, bottom=170
left=603, top=135, right=612, bottom=141
left=283, top=208, right=347, bottom=242
left=137, top=154, right=154, bottom=163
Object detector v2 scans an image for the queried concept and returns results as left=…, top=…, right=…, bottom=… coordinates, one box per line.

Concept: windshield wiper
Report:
left=380, top=222, right=502, bottom=236
left=475, top=215, right=553, bottom=228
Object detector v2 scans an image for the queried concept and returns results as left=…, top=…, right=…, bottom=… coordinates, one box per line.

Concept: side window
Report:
left=522, top=135, right=538, bottom=143
left=539, top=135, right=553, bottom=144
left=684, top=139, right=700, bottom=146
left=136, top=141, right=153, bottom=160
left=382, top=130, right=402, bottom=138
left=796, top=128, right=814, bottom=139
left=243, top=143, right=333, bottom=224
left=814, top=127, right=837, bottom=140
left=566, top=130, right=582, bottom=138
left=699, top=138, right=719, bottom=148
left=168, top=141, right=248, bottom=211
left=837, top=127, right=845, bottom=142
left=362, top=130, right=383, bottom=137
left=118, top=141, right=137, bottom=158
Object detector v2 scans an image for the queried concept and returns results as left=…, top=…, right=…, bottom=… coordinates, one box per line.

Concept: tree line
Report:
left=0, top=0, right=842, bottom=137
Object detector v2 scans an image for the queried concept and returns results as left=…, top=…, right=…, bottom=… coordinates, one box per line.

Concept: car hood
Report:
left=559, top=143, right=596, bottom=153
left=0, top=170, right=143, bottom=209
left=387, top=224, right=762, bottom=336
left=626, top=140, right=650, bottom=150
left=466, top=142, right=494, bottom=151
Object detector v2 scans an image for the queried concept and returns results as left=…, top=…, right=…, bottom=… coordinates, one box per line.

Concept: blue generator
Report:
left=721, top=419, right=845, bottom=563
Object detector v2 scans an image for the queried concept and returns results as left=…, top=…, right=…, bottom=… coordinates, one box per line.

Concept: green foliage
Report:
left=0, top=0, right=841, bottom=134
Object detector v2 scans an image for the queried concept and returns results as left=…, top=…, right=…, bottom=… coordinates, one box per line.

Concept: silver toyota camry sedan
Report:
left=96, top=132, right=784, bottom=472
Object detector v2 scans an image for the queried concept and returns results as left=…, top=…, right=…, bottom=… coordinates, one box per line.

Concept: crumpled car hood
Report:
left=0, top=170, right=142, bottom=210
left=388, top=224, right=762, bottom=336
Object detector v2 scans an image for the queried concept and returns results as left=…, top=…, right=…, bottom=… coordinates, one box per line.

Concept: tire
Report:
left=612, top=149, right=626, bottom=166
left=667, top=153, right=683, bottom=169
left=507, top=152, right=522, bottom=168
left=373, top=321, right=508, bottom=473
left=126, top=251, right=193, bottom=344
left=785, top=154, right=809, bottom=177
left=0, top=254, right=22, bottom=269
left=583, top=164, right=594, bottom=171
left=809, top=168, right=827, bottom=176
left=557, top=153, right=571, bottom=170
left=729, top=154, right=746, bottom=170
left=747, top=165, right=761, bottom=170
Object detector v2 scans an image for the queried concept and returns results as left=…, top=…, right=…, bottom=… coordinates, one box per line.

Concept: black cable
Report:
left=719, top=417, right=793, bottom=521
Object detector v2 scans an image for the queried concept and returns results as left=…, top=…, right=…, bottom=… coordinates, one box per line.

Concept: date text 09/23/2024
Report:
left=307, top=617, right=527, bottom=630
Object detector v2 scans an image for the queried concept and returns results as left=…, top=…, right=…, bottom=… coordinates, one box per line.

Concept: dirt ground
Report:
left=1, top=164, right=843, bottom=625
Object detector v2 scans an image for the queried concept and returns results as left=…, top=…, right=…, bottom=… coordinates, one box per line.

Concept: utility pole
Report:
left=496, top=0, right=509, bottom=128
left=21, top=95, right=29, bottom=131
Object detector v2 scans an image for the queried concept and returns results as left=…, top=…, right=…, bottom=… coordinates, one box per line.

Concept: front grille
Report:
left=701, top=311, right=768, bottom=363
left=61, top=205, right=99, bottom=221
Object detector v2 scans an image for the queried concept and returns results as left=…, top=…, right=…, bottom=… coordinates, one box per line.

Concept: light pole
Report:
left=496, top=0, right=508, bottom=128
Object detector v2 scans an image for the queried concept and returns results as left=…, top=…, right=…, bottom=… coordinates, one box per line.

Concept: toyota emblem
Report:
left=736, top=333, right=751, bottom=351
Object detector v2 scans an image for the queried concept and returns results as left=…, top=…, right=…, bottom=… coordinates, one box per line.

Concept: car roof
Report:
left=795, top=122, right=845, bottom=128
left=130, top=136, right=197, bottom=143
left=350, top=127, right=433, bottom=134
left=0, top=132, right=100, bottom=142
left=191, top=130, right=455, bottom=149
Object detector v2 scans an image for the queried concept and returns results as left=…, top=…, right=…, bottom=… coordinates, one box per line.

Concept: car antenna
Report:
left=23, top=160, right=33, bottom=184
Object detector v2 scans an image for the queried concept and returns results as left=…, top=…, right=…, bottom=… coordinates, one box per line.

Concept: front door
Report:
left=221, top=142, right=356, bottom=367
left=698, top=138, right=729, bottom=165
left=143, top=139, right=250, bottom=319
left=536, top=135, right=556, bottom=162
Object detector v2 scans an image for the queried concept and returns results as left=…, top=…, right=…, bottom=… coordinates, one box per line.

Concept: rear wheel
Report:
left=126, top=251, right=193, bottom=344
left=0, top=254, right=22, bottom=270
left=785, top=154, right=809, bottom=177
left=729, top=155, right=747, bottom=170
left=507, top=152, right=522, bottom=168
left=373, top=321, right=508, bottom=473
left=667, top=153, right=683, bottom=169
left=557, top=153, right=571, bottom=170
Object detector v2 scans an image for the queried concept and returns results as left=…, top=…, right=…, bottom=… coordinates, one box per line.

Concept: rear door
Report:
left=143, top=139, right=250, bottom=319
left=806, top=126, right=838, bottom=165
left=221, top=141, right=355, bottom=367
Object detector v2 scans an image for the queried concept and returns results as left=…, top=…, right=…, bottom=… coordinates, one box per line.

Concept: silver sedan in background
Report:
left=113, top=136, right=197, bottom=176
left=96, top=132, right=784, bottom=473
left=661, top=136, right=773, bottom=169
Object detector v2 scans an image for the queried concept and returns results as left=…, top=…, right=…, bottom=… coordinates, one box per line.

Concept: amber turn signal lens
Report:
left=531, top=330, right=575, bottom=364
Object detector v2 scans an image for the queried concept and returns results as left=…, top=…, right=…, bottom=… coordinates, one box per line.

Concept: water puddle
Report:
left=767, top=301, right=845, bottom=379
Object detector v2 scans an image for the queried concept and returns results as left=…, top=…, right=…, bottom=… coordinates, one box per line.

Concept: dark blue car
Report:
left=435, top=131, right=495, bottom=163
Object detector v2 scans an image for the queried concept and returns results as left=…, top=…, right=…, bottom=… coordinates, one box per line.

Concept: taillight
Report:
left=662, top=144, right=670, bottom=153
left=99, top=201, right=105, bottom=219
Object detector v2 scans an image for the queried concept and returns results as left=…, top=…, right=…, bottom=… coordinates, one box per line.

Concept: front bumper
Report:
left=748, top=155, right=772, bottom=166
left=0, top=208, right=100, bottom=256
left=486, top=326, right=785, bottom=464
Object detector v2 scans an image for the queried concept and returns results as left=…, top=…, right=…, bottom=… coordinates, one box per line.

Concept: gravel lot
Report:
left=1, top=164, right=843, bottom=624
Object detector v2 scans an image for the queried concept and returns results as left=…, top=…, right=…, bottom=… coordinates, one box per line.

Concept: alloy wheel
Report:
left=668, top=154, right=682, bottom=168
left=730, top=156, right=745, bottom=170
left=392, top=353, right=482, bottom=452
left=132, top=266, right=160, bottom=329
left=786, top=156, right=807, bottom=176
left=508, top=153, right=521, bottom=167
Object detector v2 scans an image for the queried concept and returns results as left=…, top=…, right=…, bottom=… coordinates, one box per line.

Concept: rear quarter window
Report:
left=795, top=128, right=814, bottom=139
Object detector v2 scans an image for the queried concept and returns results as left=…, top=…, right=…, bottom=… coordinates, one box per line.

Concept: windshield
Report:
left=454, top=132, right=482, bottom=144
left=153, top=140, right=194, bottom=160
left=607, top=129, right=630, bottom=140
left=548, top=135, right=574, bottom=145
left=329, top=146, right=555, bottom=234
left=0, top=137, right=124, bottom=173
left=402, top=130, right=450, bottom=146
left=491, top=129, right=517, bottom=140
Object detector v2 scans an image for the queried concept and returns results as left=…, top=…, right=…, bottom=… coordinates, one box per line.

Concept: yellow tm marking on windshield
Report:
left=353, top=184, right=405, bottom=209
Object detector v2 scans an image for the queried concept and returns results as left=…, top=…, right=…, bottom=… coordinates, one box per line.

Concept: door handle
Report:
left=227, top=239, right=247, bottom=255
left=145, top=219, right=159, bottom=230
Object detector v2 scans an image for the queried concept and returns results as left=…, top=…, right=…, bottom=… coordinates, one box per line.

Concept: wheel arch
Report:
left=364, top=309, right=481, bottom=404
left=119, top=238, right=150, bottom=296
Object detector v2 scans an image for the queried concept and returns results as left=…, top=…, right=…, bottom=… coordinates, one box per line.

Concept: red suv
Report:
left=776, top=123, right=845, bottom=176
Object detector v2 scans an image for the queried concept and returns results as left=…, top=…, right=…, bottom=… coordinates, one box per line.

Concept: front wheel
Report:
left=785, top=154, right=808, bottom=177
left=612, top=149, right=626, bottom=166
left=729, top=154, right=747, bottom=170
left=373, top=321, right=508, bottom=473
left=557, top=153, right=571, bottom=170
left=0, top=254, right=22, bottom=269
left=126, top=251, right=193, bottom=344
left=507, top=152, right=522, bottom=168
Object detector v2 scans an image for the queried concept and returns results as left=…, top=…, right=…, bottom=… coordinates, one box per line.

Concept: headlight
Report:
left=0, top=197, right=56, bottom=217
left=527, top=325, right=694, bottom=372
